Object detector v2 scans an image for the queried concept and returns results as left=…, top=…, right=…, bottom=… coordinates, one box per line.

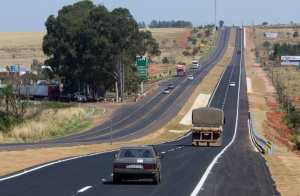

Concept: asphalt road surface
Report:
left=0, top=28, right=279, bottom=196
left=0, top=27, right=230, bottom=150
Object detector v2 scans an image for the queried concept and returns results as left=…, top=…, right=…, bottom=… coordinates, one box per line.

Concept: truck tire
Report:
left=113, top=175, right=122, bottom=184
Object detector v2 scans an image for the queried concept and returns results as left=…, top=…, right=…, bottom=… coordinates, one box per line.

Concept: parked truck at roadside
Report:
left=176, top=65, right=186, bottom=77
left=192, top=107, right=224, bottom=146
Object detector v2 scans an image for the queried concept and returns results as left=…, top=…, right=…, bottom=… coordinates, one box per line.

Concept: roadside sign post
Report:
left=110, top=120, right=113, bottom=145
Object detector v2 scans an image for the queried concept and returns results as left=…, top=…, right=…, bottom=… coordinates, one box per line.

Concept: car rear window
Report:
left=119, top=149, right=153, bottom=158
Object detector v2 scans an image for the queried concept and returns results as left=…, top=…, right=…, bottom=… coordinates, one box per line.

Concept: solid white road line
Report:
left=190, top=29, right=243, bottom=196
left=77, top=186, right=92, bottom=193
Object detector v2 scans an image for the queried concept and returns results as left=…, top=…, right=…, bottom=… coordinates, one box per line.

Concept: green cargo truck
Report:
left=192, top=107, right=224, bottom=146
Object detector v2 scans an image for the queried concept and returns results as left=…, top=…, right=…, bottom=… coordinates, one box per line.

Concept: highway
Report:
left=0, top=28, right=279, bottom=196
left=0, top=27, right=230, bottom=150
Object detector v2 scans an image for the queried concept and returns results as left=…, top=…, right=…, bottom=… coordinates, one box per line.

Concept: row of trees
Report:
left=148, top=20, right=193, bottom=28
left=42, top=0, right=160, bottom=101
left=270, top=43, right=300, bottom=59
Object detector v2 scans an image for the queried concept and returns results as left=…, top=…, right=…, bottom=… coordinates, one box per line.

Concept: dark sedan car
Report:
left=113, top=146, right=163, bottom=184
left=168, top=84, right=174, bottom=89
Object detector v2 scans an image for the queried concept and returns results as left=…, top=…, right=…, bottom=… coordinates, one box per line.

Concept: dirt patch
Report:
left=245, top=27, right=300, bottom=196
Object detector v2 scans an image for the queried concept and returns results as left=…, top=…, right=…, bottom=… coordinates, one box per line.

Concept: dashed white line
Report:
left=161, top=152, right=166, bottom=154
left=77, top=186, right=92, bottom=193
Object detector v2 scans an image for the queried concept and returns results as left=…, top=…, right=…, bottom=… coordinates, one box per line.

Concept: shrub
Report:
left=182, top=51, right=190, bottom=56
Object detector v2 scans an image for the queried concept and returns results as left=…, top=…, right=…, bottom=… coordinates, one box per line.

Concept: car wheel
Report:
left=113, top=175, right=122, bottom=184
left=153, top=173, right=160, bottom=184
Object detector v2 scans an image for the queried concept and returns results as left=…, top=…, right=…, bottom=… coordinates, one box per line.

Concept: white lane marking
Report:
left=0, top=149, right=118, bottom=182
left=207, top=31, right=236, bottom=107
left=190, top=28, right=242, bottom=196
left=221, top=53, right=238, bottom=110
left=161, top=152, right=166, bottom=154
left=77, top=186, right=92, bottom=193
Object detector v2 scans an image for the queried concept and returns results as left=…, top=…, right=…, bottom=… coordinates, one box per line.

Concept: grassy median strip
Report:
left=0, top=28, right=235, bottom=177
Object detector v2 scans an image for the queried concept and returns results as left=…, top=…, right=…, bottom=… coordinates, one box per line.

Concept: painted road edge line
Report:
left=190, top=28, right=242, bottom=196
left=77, top=186, right=92, bottom=193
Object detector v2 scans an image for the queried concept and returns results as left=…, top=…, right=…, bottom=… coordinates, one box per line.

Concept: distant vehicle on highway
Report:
left=113, top=146, right=163, bottom=184
left=237, top=49, right=241, bottom=54
left=176, top=65, right=186, bottom=77
left=74, top=92, right=87, bottom=102
left=163, top=88, right=170, bottom=94
left=167, top=84, right=174, bottom=89
left=188, top=75, right=194, bottom=80
left=192, top=60, right=200, bottom=69
left=229, top=82, right=236, bottom=87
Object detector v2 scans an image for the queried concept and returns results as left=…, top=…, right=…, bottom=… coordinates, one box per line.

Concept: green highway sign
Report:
left=136, top=56, right=148, bottom=77
left=136, top=56, right=147, bottom=66
left=137, top=67, right=147, bottom=71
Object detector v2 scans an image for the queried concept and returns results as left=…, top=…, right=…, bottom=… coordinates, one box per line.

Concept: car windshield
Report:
left=119, top=149, right=153, bottom=158
left=79, top=92, right=85, bottom=96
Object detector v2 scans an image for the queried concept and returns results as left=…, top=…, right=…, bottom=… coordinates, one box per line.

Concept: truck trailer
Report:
left=176, top=65, right=186, bottom=77
left=192, top=107, right=224, bottom=146
left=19, top=85, right=60, bottom=100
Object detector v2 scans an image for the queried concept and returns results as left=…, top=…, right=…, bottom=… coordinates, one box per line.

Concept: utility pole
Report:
left=215, top=0, right=217, bottom=29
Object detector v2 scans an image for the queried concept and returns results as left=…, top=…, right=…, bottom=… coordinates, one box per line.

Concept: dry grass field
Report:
left=0, top=32, right=47, bottom=69
left=254, top=25, right=300, bottom=58
left=144, top=28, right=192, bottom=48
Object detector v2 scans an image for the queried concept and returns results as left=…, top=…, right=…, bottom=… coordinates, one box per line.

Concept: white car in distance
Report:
left=229, top=82, right=235, bottom=87
left=188, top=75, right=194, bottom=80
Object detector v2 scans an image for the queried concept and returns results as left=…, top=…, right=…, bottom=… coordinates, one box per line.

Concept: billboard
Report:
left=263, top=32, right=278, bottom=39
left=281, top=56, right=300, bottom=66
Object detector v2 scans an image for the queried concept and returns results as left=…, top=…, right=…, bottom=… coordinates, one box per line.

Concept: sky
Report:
left=0, top=0, right=300, bottom=32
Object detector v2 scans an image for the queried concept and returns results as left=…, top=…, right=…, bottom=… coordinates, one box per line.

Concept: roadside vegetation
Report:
left=254, top=24, right=300, bottom=150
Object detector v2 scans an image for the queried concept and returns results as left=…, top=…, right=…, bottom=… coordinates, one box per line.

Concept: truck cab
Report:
left=192, top=60, right=200, bottom=69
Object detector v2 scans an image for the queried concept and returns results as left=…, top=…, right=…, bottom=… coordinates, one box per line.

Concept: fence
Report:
left=249, top=110, right=274, bottom=154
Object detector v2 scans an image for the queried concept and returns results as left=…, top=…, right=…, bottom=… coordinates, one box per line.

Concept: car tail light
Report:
left=114, top=164, right=126, bottom=169
left=143, top=164, right=157, bottom=169
left=213, top=131, right=220, bottom=134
